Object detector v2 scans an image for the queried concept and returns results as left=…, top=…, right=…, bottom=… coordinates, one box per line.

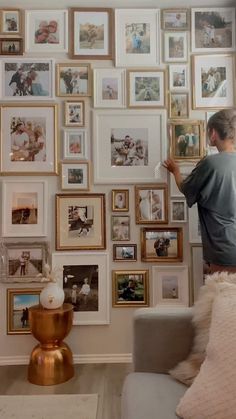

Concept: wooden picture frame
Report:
left=0, top=38, right=23, bottom=56
left=113, top=244, right=137, bottom=262
left=111, top=189, right=129, bottom=212
left=163, top=31, right=188, bottom=63
left=56, top=62, right=92, bottom=97
left=170, top=199, right=187, bottom=223
left=7, top=288, right=41, bottom=334
left=169, top=119, right=205, bottom=161
left=135, top=184, right=168, bottom=224
left=127, top=69, right=166, bottom=108
left=169, top=92, right=189, bottom=119
left=60, top=161, right=90, bottom=191
left=111, top=215, right=130, bottom=241
left=169, top=64, right=189, bottom=90
left=65, top=100, right=85, bottom=127
left=152, top=265, right=189, bottom=307
left=141, top=227, right=183, bottom=262
left=161, top=9, right=189, bottom=31
left=112, top=270, right=149, bottom=307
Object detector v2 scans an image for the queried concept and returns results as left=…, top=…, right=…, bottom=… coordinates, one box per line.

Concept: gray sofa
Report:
left=121, top=307, right=194, bottom=419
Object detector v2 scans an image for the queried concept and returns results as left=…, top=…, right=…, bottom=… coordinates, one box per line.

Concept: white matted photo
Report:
left=163, top=31, right=188, bottom=63
left=188, top=204, right=202, bottom=243
left=1, top=9, right=22, bottom=35
left=127, top=69, right=166, bottom=108
left=162, top=9, right=189, bottom=31
left=63, top=129, right=88, bottom=160
left=169, top=93, right=189, bottom=119
left=93, top=68, right=126, bottom=108
left=170, top=199, right=187, bottom=222
left=152, top=265, right=189, bottom=306
left=60, top=161, right=90, bottom=191
left=169, top=64, right=189, bottom=90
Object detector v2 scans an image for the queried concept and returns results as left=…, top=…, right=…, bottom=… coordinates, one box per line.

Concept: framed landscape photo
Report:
left=0, top=104, right=58, bottom=175
left=63, top=129, right=88, bottom=160
left=112, top=270, right=149, bottom=307
left=169, top=120, right=205, bottom=161
left=169, top=64, right=189, bottom=90
left=162, top=9, right=189, bottom=31
left=127, top=69, right=166, bottom=108
left=65, top=100, right=85, bottom=127
left=93, top=68, right=126, bottom=108
left=169, top=93, right=189, bottom=119
left=7, top=288, right=41, bottom=335
left=170, top=199, right=187, bottom=223
left=141, top=227, right=183, bottom=263
left=111, top=189, right=129, bottom=212
left=163, top=31, right=188, bottom=63
left=56, top=63, right=91, bottom=97
left=0, top=38, right=23, bottom=56
left=152, top=265, right=189, bottom=307
left=115, top=9, right=160, bottom=67
left=56, top=193, right=106, bottom=251
left=111, top=215, right=130, bottom=241
left=0, top=9, right=22, bottom=35
left=135, top=184, right=168, bottom=224
left=70, top=7, right=114, bottom=60
left=113, top=244, right=137, bottom=262
left=60, top=161, right=90, bottom=191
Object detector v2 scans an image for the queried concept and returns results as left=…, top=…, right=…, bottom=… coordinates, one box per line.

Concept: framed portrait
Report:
left=170, top=199, right=187, bottom=223
left=161, top=9, right=189, bottom=31
left=111, top=215, right=130, bottom=241
left=52, top=252, right=110, bottom=325
left=112, top=270, right=149, bottom=307
left=0, top=104, right=58, bottom=175
left=56, top=193, right=106, bottom=251
left=115, top=9, right=160, bottom=67
left=0, top=38, right=23, bottom=56
left=113, top=244, right=137, bottom=262
left=152, top=265, right=189, bottom=307
left=93, top=68, right=126, bottom=108
left=65, top=100, right=85, bottom=127
left=7, top=288, right=41, bottom=335
left=0, top=9, right=22, bottom=35
left=25, top=9, right=68, bottom=53
left=2, top=180, right=48, bottom=237
left=135, top=184, right=168, bottom=224
left=188, top=204, right=202, bottom=243
left=192, top=54, right=235, bottom=109
left=169, top=164, right=194, bottom=197
left=141, top=227, right=183, bottom=263
left=169, top=93, right=189, bottom=119
left=169, top=120, right=205, bottom=161
left=56, top=63, right=91, bottom=97
left=93, top=109, right=167, bottom=184
left=1, top=59, right=55, bottom=101
left=169, top=64, right=189, bottom=90
left=191, top=8, right=235, bottom=53
left=63, top=129, right=88, bottom=160
left=111, top=189, right=129, bottom=212
left=127, top=69, right=166, bottom=108
left=70, top=7, right=114, bottom=60
left=163, top=31, right=188, bottom=63
left=4, top=242, right=48, bottom=283
left=60, top=161, right=90, bottom=191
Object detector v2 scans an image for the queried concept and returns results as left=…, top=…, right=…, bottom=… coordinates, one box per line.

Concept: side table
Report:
left=28, top=303, right=74, bottom=386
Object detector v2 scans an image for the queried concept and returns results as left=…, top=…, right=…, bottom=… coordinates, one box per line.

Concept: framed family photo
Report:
left=169, top=93, right=189, bottom=119
left=65, top=100, right=85, bottom=127
left=112, top=270, right=149, bottom=307
left=56, top=63, right=92, bottom=97
left=0, top=9, right=22, bottom=35
left=111, top=215, right=130, bottom=241
left=170, top=199, right=187, bottom=223
left=111, top=189, right=129, bottom=212
left=141, top=227, right=183, bottom=263
left=135, top=184, right=168, bottom=224
left=152, top=265, right=189, bottom=307
left=60, top=161, right=90, bottom=191
left=63, top=129, right=88, bottom=160
left=93, top=68, right=126, bottom=108
left=161, top=9, right=189, bottom=31
left=169, top=120, right=205, bottom=161
left=163, top=31, right=188, bottom=63
left=113, top=244, right=137, bottom=262
left=0, top=39, right=23, bottom=56
left=7, top=288, right=41, bottom=334
left=127, top=69, right=166, bottom=108
left=169, top=64, right=189, bottom=90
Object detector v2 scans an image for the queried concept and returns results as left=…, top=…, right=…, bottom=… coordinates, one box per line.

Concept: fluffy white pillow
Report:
left=176, top=282, right=236, bottom=419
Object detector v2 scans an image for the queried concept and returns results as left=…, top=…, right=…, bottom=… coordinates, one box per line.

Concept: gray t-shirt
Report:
left=181, top=152, right=236, bottom=265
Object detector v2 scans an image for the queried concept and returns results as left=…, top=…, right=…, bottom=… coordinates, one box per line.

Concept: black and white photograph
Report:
left=68, top=205, right=94, bottom=238
left=112, top=189, right=129, bottom=212
left=65, top=101, right=85, bottom=127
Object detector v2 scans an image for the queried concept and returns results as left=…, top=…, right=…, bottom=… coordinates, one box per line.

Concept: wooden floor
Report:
left=0, top=363, right=133, bottom=419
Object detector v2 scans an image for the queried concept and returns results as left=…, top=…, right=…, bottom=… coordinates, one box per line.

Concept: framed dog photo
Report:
left=170, top=199, right=187, bottom=223
left=113, top=244, right=137, bottom=262
left=56, top=63, right=92, bottom=97
left=169, top=120, right=205, bottom=161
left=111, top=215, right=130, bottom=241
left=60, top=161, right=90, bottom=191
left=65, top=100, right=85, bottom=127
left=169, top=93, right=189, bottom=119
left=0, top=9, right=22, bottom=35
left=135, top=184, right=168, bottom=224
left=0, top=38, right=23, bottom=56
left=7, top=288, right=41, bottom=334
left=111, top=189, right=129, bottom=212
left=93, top=68, right=126, bottom=108
left=127, top=69, right=166, bottom=108
left=169, top=64, right=189, bottom=90
left=163, top=31, right=188, bottom=63
left=112, top=270, right=149, bottom=307
left=152, top=265, right=189, bottom=307
left=141, top=227, right=183, bottom=263
left=161, top=9, right=189, bottom=31
left=63, top=129, right=88, bottom=160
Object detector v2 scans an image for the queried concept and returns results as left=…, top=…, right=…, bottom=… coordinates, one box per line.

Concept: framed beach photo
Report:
left=0, top=104, right=58, bottom=175
left=62, top=129, right=88, bottom=160
left=70, top=7, right=114, bottom=60
left=169, top=120, right=205, bottom=161
left=141, top=227, right=183, bottom=263
left=7, top=288, right=41, bottom=334
left=113, top=244, right=137, bottom=262
left=112, top=270, right=149, bottom=307
left=52, top=252, right=110, bottom=325
left=115, top=9, right=160, bottom=67
left=170, top=199, right=187, bottom=223
left=135, top=184, right=168, bottom=224
left=169, top=64, right=189, bottom=90
left=0, top=9, right=22, bottom=35
left=56, top=63, right=91, bottom=97
left=93, top=68, right=126, bottom=108
left=0, top=39, right=23, bottom=56
left=163, top=31, right=188, bottom=63
left=169, top=93, right=189, bottom=119
left=111, top=215, right=130, bottom=241
left=162, top=9, right=189, bottom=31
left=127, top=69, right=166, bottom=108
left=60, top=161, right=90, bottom=191
left=188, top=204, right=202, bottom=243
left=65, top=100, right=85, bottom=127
left=152, top=265, right=189, bottom=307
left=111, top=189, right=129, bottom=212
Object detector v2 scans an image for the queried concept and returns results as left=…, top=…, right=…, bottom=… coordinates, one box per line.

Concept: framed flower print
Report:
left=127, top=69, right=166, bottom=108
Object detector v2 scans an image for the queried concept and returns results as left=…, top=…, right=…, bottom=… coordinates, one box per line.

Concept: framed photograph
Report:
left=169, top=93, right=189, bottom=119
left=0, top=38, right=23, bottom=56
left=152, top=265, right=189, bottom=307
left=112, top=189, right=129, bottom=212
left=0, top=9, right=22, bottom=35
left=162, top=9, right=189, bottom=31
left=70, top=7, right=114, bottom=60
left=169, top=64, right=189, bottom=90
left=56, top=193, right=106, bottom=250
left=163, top=31, right=188, bottom=63
left=2, top=180, right=47, bottom=237
left=25, top=9, right=68, bottom=53
left=170, top=199, right=187, bottom=222
left=188, top=204, right=202, bottom=243
left=115, top=9, right=160, bottom=67
left=93, top=109, right=167, bottom=184
left=56, top=63, right=91, bottom=97
left=63, top=129, right=88, bottom=160
left=127, top=69, right=166, bottom=108
left=111, top=215, right=130, bottom=241
left=93, top=68, right=125, bottom=108
left=65, top=100, right=85, bottom=127
left=4, top=242, right=48, bottom=283
left=52, top=252, right=110, bottom=325
left=191, top=8, right=235, bottom=53
left=112, top=270, right=149, bottom=307
left=60, top=161, right=90, bottom=191
left=141, top=227, right=183, bottom=263
left=135, top=184, right=168, bottom=224
left=1, top=59, right=55, bottom=101
left=7, top=288, right=41, bottom=335
left=169, top=120, right=205, bottom=161
left=170, top=164, right=194, bottom=197
left=192, top=54, right=235, bottom=109
left=113, top=244, right=137, bottom=262
left=0, top=104, right=58, bottom=175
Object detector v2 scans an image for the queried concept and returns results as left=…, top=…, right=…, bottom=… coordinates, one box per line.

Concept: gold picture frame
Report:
left=111, top=189, right=129, bottom=212
left=169, top=92, right=189, bottom=119
left=0, top=9, right=22, bottom=35
left=64, top=100, right=85, bottom=127
left=135, top=184, right=168, bottom=224
left=113, top=244, right=137, bottom=262
left=141, top=227, right=183, bottom=263
left=112, top=270, right=149, bottom=307
left=169, top=119, right=205, bottom=161
left=56, top=62, right=92, bottom=97
left=161, top=8, right=189, bottom=31
left=7, top=288, right=41, bottom=334
left=60, top=160, right=90, bottom=191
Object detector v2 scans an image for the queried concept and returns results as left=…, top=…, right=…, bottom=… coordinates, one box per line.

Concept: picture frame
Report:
left=111, top=189, right=129, bottom=212
left=0, top=9, right=22, bottom=35
left=93, top=109, right=167, bottom=184
left=113, top=244, right=137, bottom=262
left=192, top=54, right=235, bottom=109
left=161, top=9, right=189, bottom=31
left=152, top=265, right=189, bottom=307
left=56, top=193, right=106, bottom=251
left=170, top=199, right=187, bottom=223
left=111, top=215, right=130, bottom=241
left=169, top=93, right=189, bottom=119
left=191, top=7, right=236, bottom=53
left=4, top=242, right=48, bottom=283
left=93, top=68, right=126, bottom=108
left=141, top=227, right=183, bottom=263
left=56, top=63, right=92, bottom=97
left=112, top=270, right=149, bottom=307
left=52, top=252, right=110, bottom=325
left=169, top=164, right=194, bottom=197
left=25, top=9, right=68, bottom=53
left=65, top=100, right=85, bottom=127
left=2, top=179, right=48, bottom=237
left=60, top=161, right=90, bottom=191
left=70, top=7, right=114, bottom=60
left=188, top=204, right=202, bottom=243
left=0, top=38, right=23, bottom=56
left=127, top=69, right=166, bottom=108
left=115, top=9, right=160, bottom=67
left=0, top=103, right=58, bottom=175
left=62, top=129, right=88, bottom=160
left=169, top=64, right=189, bottom=90
left=169, top=120, right=205, bottom=161
left=7, top=288, right=41, bottom=335
left=163, top=31, right=188, bottom=63
left=135, top=184, right=168, bottom=224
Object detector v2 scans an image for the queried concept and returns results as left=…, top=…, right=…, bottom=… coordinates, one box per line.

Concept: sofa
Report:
left=121, top=307, right=194, bottom=419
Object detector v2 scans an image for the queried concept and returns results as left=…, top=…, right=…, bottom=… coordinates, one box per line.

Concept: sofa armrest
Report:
left=133, top=307, right=194, bottom=373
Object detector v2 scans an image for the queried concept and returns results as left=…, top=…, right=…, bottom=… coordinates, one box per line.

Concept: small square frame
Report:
left=152, top=265, right=189, bottom=306
left=111, top=189, right=129, bottom=212
left=112, top=270, right=149, bottom=307
left=60, top=161, right=90, bottom=191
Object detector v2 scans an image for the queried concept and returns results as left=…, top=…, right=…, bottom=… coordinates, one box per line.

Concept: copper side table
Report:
left=28, top=303, right=74, bottom=386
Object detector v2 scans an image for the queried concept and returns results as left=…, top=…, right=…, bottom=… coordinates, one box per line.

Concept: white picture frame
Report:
left=169, top=64, right=189, bottom=90
left=188, top=204, right=202, bottom=243
left=152, top=265, right=189, bottom=307
left=93, top=68, right=126, bottom=108
left=170, top=199, right=187, bottom=223
left=163, top=31, right=188, bottom=63
left=60, top=161, right=90, bottom=191
left=51, top=252, right=110, bottom=325
left=127, top=69, right=166, bottom=108
left=62, top=129, right=88, bottom=160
